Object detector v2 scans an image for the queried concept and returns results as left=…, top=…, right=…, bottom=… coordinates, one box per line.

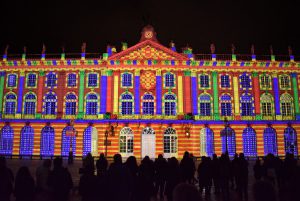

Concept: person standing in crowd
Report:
left=211, top=154, right=220, bottom=194
left=197, top=156, right=212, bottom=195
left=237, top=153, right=249, bottom=201
left=79, top=165, right=98, bottom=201
left=47, top=157, right=73, bottom=201
left=165, top=157, right=181, bottom=201
left=96, top=153, right=108, bottom=177
left=14, top=166, right=35, bottom=201
left=0, top=157, right=14, bottom=201
left=253, top=158, right=262, bottom=180
left=219, top=153, right=231, bottom=201
left=231, top=153, right=239, bottom=190
left=36, top=159, right=52, bottom=192
left=154, top=154, right=168, bottom=200
left=180, top=151, right=195, bottom=184
left=125, top=156, right=139, bottom=201
left=82, top=153, right=95, bottom=174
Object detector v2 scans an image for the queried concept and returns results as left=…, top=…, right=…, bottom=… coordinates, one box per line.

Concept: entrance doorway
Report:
left=141, top=127, right=156, bottom=159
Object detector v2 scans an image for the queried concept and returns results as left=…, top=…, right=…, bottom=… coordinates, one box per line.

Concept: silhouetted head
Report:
left=126, top=156, right=137, bottom=166
left=213, top=154, right=218, bottom=160
left=43, top=159, right=52, bottom=168
left=53, top=157, right=63, bottom=168
left=158, top=154, right=163, bottom=159
left=183, top=151, right=189, bottom=159
left=239, top=153, right=245, bottom=159
left=113, top=154, right=122, bottom=164
left=173, top=183, right=202, bottom=201
left=99, top=153, right=105, bottom=159
left=234, top=153, right=238, bottom=159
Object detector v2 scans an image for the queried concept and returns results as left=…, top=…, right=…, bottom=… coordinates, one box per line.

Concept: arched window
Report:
left=242, top=127, right=257, bottom=157
left=120, top=93, right=134, bottom=115
left=199, top=74, right=210, bottom=88
left=164, top=93, right=176, bottom=116
left=165, top=73, right=175, bottom=88
left=240, top=93, right=254, bottom=116
left=46, top=72, right=57, bottom=88
left=20, top=126, right=34, bottom=155
left=284, top=126, right=298, bottom=156
left=220, top=94, right=232, bottom=116
left=119, top=127, right=134, bottom=156
left=44, top=92, right=57, bottom=115
left=86, top=93, right=99, bottom=115
left=260, top=74, right=271, bottom=89
left=240, top=73, right=251, bottom=88
left=280, top=93, right=294, bottom=116
left=121, top=73, right=133, bottom=87
left=40, top=126, right=55, bottom=156
left=199, top=94, right=211, bottom=116
left=200, top=128, right=214, bottom=156
left=83, top=126, right=98, bottom=156
left=26, top=73, right=37, bottom=87
left=24, top=93, right=36, bottom=115
left=163, top=127, right=177, bottom=157
left=260, top=93, right=274, bottom=116
left=65, top=93, right=77, bottom=115
left=220, top=74, right=230, bottom=88
left=67, top=73, right=77, bottom=87
left=4, top=93, right=17, bottom=115
left=0, top=125, right=14, bottom=155
left=221, top=127, right=236, bottom=156
left=61, top=126, right=76, bottom=156
left=7, top=74, right=17, bottom=87
left=263, top=127, right=277, bottom=155
left=142, top=93, right=154, bottom=115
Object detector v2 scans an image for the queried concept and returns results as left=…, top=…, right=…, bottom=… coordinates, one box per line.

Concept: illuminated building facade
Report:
left=0, top=26, right=300, bottom=158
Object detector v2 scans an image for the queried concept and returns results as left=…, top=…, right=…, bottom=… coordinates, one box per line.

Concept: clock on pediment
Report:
left=140, top=25, right=158, bottom=42
left=145, top=31, right=153, bottom=39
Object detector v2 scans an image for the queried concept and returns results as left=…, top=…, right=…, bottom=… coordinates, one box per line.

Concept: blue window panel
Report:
left=206, top=128, right=214, bottom=156
left=61, top=126, right=76, bottom=156
left=121, top=94, right=133, bottom=115
left=86, top=94, right=98, bottom=115
left=221, top=103, right=232, bottom=116
left=27, top=74, right=36, bottom=87
left=24, top=94, right=36, bottom=115
left=165, top=102, right=176, bottom=116
left=7, top=74, right=17, bottom=87
left=199, top=103, right=211, bottom=116
left=0, top=125, right=14, bottom=155
left=46, top=73, right=57, bottom=87
left=240, top=74, right=251, bottom=88
left=243, top=127, right=257, bottom=157
left=20, top=126, right=34, bottom=155
left=5, top=94, right=16, bottom=115
left=221, top=127, right=236, bottom=156
left=67, top=73, right=77, bottom=87
left=65, top=94, right=77, bottom=115
left=142, top=94, right=154, bottom=115
left=83, top=126, right=92, bottom=156
left=221, top=75, right=230, bottom=88
left=241, top=94, right=253, bottom=116
left=200, top=75, right=209, bottom=88
left=284, top=127, right=298, bottom=156
left=122, top=73, right=132, bottom=87
left=165, top=74, right=175, bottom=87
left=88, top=73, right=98, bottom=87
left=44, top=93, right=57, bottom=115
left=263, top=127, right=277, bottom=155
left=40, top=126, right=55, bottom=156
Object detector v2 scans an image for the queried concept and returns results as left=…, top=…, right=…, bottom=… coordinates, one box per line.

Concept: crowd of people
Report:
left=0, top=151, right=300, bottom=201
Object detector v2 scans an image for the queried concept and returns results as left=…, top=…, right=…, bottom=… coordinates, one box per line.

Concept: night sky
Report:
left=1, top=0, right=299, bottom=56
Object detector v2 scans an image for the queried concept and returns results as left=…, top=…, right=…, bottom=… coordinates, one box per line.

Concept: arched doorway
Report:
left=163, top=127, right=177, bottom=158
left=200, top=127, right=214, bottom=156
left=284, top=126, right=298, bottom=156
left=83, top=126, right=98, bottom=156
left=119, top=127, right=134, bottom=157
left=220, top=127, right=236, bottom=157
left=61, top=126, right=77, bottom=156
left=141, top=127, right=155, bottom=158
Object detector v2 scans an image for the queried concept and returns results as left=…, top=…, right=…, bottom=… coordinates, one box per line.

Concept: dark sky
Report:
left=1, top=0, right=299, bottom=56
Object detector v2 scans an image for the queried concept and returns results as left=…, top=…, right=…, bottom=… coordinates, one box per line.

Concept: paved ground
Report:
left=6, top=158, right=258, bottom=201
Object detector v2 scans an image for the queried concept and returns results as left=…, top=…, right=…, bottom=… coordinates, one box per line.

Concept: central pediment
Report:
left=109, top=40, right=188, bottom=61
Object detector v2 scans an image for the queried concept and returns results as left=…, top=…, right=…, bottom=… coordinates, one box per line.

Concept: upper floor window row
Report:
left=7, top=74, right=17, bottom=88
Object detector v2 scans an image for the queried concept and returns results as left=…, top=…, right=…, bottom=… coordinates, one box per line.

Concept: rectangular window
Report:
left=66, top=102, right=76, bottom=115
left=165, top=102, right=176, bottom=116
left=221, top=75, right=230, bottom=88
left=282, top=103, right=291, bottom=116
left=143, top=102, right=154, bottom=115
left=67, top=74, right=77, bottom=87
left=122, top=74, right=132, bottom=87
left=7, top=74, right=17, bottom=87
left=88, top=74, right=98, bottom=87
left=241, top=75, right=251, bottom=88
left=120, top=136, right=127, bottom=153
left=200, top=103, right=211, bottom=116
left=261, top=76, right=271, bottom=89
left=24, top=102, right=35, bottom=115
left=122, top=102, right=133, bottom=115
left=280, top=76, right=290, bottom=89
left=221, top=103, right=232, bottom=116
left=262, top=103, right=272, bottom=116
left=200, top=75, right=209, bottom=88
left=127, top=136, right=134, bottom=153
left=46, top=74, right=57, bottom=88
left=27, top=74, right=37, bottom=87
left=241, top=102, right=252, bottom=116
left=165, top=74, right=175, bottom=88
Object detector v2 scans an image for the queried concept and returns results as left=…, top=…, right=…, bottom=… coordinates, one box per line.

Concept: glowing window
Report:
left=260, top=74, right=271, bottom=89
left=199, top=74, right=210, bottom=88
left=221, top=127, right=236, bottom=156
left=260, top=93, right=273, bottom=116
left=263, top=127, right=277, bottom=155
left=20, top=126, right=34, bottom=155
left=44, top=93, right=57, bottom=115
left=221, top=75, right=230, bottom=88
left=242, top=127, right=257, bottom=157
left=40, top=126, right=55, bottom=156
left=24, top=93, right=36, bottom=115
left=46, top=73, right=57, bottom=88
left=119, top=127, right=134, bottom=154
left=86, top=93, right=98, bottom=115
left=163, top=127, right=177, bottom=154
left=240, top=93, right=253, bottom=116
left=5, top=93, right=17, bottom=115
left=61, top=126, right=76, bottom=156
left=122, top=73, right=132, bottom=87
left=0, top=125, right=14, bottom=155
left=27, top=73, right=37, bottom=87
left=88, top=73, right=98, bottom=87
left=200, top=128, right=214, bottom=156
left=164, top=94, right=176, bottom=116
left=121, top=94, right=133, bottom=115
left=7, top=74, right=17, bottom=87
left=83, top=126, right=98, bottom=156
left=279, top=75, right=290, bottom=89
left=220, top=94, right=232, bottom=116
left=240, top=73, right=251, bottom=88
left=165, top=73, right=175, bottom=88
left=67, top=73, right=77, bottom=87
left=65, top=93, right=77, bottom=115
left=280, top=94, right=293, bottom=116
left=284, top=127, right=298, bottom=156
left=199, top=94, right=211, bottom=116
left=142, top=93, right=154, bottom=115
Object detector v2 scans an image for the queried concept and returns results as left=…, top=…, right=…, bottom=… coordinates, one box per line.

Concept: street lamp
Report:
left=104, top=124, right=116, bottom=157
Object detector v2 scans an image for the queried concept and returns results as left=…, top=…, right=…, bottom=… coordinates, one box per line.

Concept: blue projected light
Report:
left=40, top=126, right=55, bottom=156
left=243, top=127, right=257, bottom=157
left=61, top=126, right=76, bottom=156
left=221, top=127, right=236, bottom=156
left=20, top=126, right=34, bottom=156
left=284, top=127, right=298, bottom=156
left=83, top=126, right=92, bottom=156
left=0, top=125, right=14, bottom=155
left=263, top=127, right=277, bottom=155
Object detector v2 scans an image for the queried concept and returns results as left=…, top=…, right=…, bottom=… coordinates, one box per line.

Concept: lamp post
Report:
left=104, top=130, right=109, bottom=157
left=104, top=124, right=115, bottom=157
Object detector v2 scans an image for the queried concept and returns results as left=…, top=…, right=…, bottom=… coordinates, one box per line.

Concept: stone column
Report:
left=16, top=71, right=25, bottom=119
left=191, top=71, right=198, bottom=115
left=291, top=73, right=300, bottom=120
left=77, top=70, right=85, bottom=119
left=183, top=70, right=192, bottom=114
left=100, top=70, right=107, bottom=114
left=233, top=73, right=240, bottom=120
left=134, top=70, right=140, bottom=115
left=252, top=72, right=261, bottom=120
left=36, top=71, right=45, bottom=119
left=156, top=70, right=162, bottom=115
left=272, top=73, right=281, bottom=120
left=0, top=71, right=6, bottom=118
left=212, top=71, right=220, bottom=120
